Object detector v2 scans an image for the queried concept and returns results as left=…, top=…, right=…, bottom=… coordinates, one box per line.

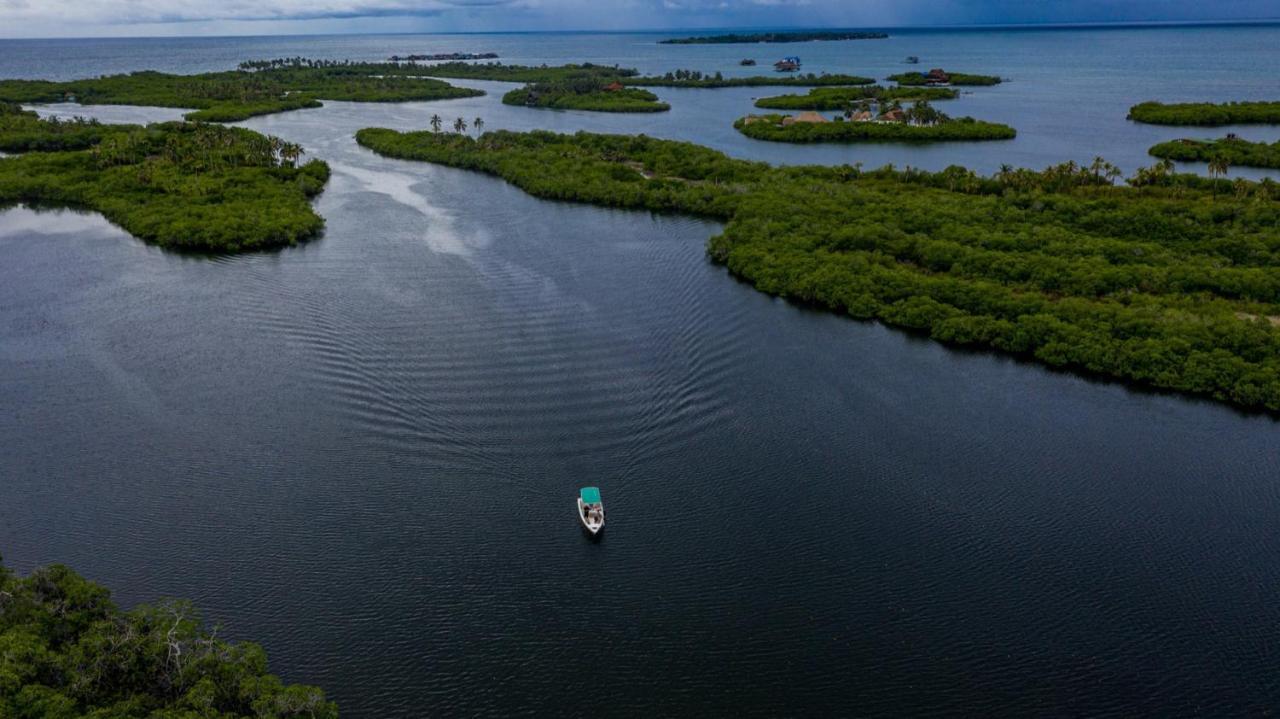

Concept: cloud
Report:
left=0, top=0, right=1274, bottom=35
left=0, top=0, right=527, bottom=24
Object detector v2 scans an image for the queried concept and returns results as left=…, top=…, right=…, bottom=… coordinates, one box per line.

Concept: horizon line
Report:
left=1, top=17, right=1278, bottom=42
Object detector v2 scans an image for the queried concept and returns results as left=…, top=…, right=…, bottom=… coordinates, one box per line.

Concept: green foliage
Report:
left=1149, top=136, right=1280, bottom=169
left=735, top=113, right=1017, bottom=143
left=888, top=71, right=1002, bottom=86
left=659, top=31, right=889, bottom=44
left=355, top=127, right=1280, bottom=411
left=0, top=60, right=483, bottom=122
left=411, top=60, right=874, bottom=89
left=502, top=83, right=669, bottom=112
left=627, top=71, right=875, bottom=88
left=754, top=85, right=958, bottom=110
left=1128, top=101, right=1280, bottom=126
left=416, top=61, right=635, bottom=84
left=0, top=117, right=329, bottom=251
left=0, top=103, right=129, bottom=152
left=0, top=555, right=337, bottom=719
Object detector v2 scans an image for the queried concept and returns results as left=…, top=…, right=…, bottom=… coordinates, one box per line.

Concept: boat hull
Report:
left=577, top=497, right=604, bottom=535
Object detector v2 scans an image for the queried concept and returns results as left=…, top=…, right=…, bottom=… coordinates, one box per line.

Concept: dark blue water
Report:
left=3, top=26, right=1280, bottom=717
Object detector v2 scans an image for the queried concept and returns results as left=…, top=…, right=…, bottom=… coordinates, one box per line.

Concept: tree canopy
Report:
left=1149, top=136, right=1280, bottom=169
left=0, top=59, right=484, bottom=122
left=1128, top=101, right=1280, bottom=126
left=0, top=555, right=337, bottom=719
left=0, top=110, right=329, bottom=251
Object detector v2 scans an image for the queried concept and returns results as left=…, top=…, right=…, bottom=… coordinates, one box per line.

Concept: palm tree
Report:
left=429, top=114, right=442, bottom=133
left=1208, top=156, right=1230, bottom=196
left=1208, top=155, right=1230, bottom=181
left=453, top=117, right=467, bottom=134
left=473, top=117, right=484, bottom=135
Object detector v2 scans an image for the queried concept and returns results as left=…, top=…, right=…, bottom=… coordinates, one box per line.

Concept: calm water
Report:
left=3, top=26, right=1280, bottom=716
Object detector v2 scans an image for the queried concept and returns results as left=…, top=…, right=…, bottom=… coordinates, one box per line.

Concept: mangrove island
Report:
left=735, top=105, right=1016, bottom=143
left=888, top=69, right=1003, bottom=86
left=0, top=58, right=484, bottom=122
left=503, top=81, right=669, bottom=112
left=1148, top=135, right=1280, bottom=169
left=755, top=85, right=959, bottom=110
left=1128, top=100, right=1280, bottom=126
left=0, top=104, right=329, bottom=251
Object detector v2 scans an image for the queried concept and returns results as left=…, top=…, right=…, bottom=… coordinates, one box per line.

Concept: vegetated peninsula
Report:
left=659, top=31, right=889, bottom=44
left=417, top=61, right=875, bottom=89
left=888, top=70, right=1002, bottom=86
left=736, top=107, right=1016, bottom=142
left=0, top=103, right=329, bottom=251
left=0, top=58, right=484, bottom=122
left=755, top=85, right=958, bottom=110
left=1149, top=135, right=1280, bottom=169
left=0, top=555, right=337, bottom=718
left=626, top=70, right=875, bottom=88
left=354, top=127, right=1280, bottom=412
left=504, top=81, right=669, bottom=112
left=1128, top=100, right=1280, bottom=126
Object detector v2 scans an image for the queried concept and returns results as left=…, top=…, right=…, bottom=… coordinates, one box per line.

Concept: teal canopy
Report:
left=580, top=487, right=602, bottom=504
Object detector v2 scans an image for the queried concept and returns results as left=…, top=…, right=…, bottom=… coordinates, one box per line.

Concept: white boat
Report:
left=577, top=487, right=605, bottom=535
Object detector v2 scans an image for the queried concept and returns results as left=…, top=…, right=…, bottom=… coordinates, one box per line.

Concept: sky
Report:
left=0, top=0, right=1276, bottom=38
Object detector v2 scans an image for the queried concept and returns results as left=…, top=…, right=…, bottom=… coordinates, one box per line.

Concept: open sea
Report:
left=2, top=24, right=1280, bottom=716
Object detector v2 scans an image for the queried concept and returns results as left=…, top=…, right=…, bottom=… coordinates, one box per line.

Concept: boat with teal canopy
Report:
left=577, top=487, right=605, bottom=535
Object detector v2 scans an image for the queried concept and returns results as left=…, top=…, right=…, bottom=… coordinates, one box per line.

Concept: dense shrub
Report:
left=1149, top=136, right=1280, bottom=169
left=755, top=86, right=958, bottom=110
left=1128, top=101, right=1280, bottom=126
left=0, top=555, right=337, bottom=719
left=0, top=60, right=483, bottom=122
left=502, top=84, right=669, bottom=112
left=887, top=72, right=1001, bottom=86
left=0, top=117, right=329, bottom=251
left=734, top=113, right=1016, bottom=143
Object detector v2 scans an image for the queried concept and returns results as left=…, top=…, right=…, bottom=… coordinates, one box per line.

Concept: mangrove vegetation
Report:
left=354, top=127, right=1280, bottom=412
left=735, top=110, right=1016, bottom=143
left=754, top=85, right=959, bottom=110
left=0, top=59, right=483, bottom=122
left=415, top=62, right=876, bottom=89
left=0, top=555, right=337, bottom=719
left=888, top=71, right=1002, bottom=86
left=0, top=112, right=329, bottom=251
left=1149, top=136, right=1280, bottom=170
left=502, top=82, right=669, bottom=112
left=628, top=71, right=875, bottom=88
left=1128, top=101, right=1280, bottom=126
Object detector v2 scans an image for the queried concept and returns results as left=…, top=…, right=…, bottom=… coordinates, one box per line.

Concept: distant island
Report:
left=659, top=31, right=889, bottom=44
left=504, top=81, right=669, bottom=112
left=887, top=69, right=1003, bottom=86
left=736, top=108, right=1016, bottom=143
left=0, top=103, right=329, bottom=251
left=415, top=61, right=876, bottom=89
left=389, top=52, right=500, bottom=61
left=354, top=127, right=1280, bottom=412
left=1128, top=100, right=1280, bottom=126
left=1149, top=135, right=1280, bottom=169
left=755, top=85, right=958, bottom=110
left=627, top=70, right=874, bottom=88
